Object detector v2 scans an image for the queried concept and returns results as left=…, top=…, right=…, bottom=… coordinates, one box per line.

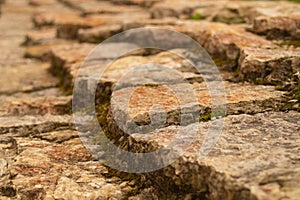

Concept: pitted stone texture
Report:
left=31, top=129, right=79, bottom=144
left=8, top=136, right=138, bottom=200
left=0, top=96, right=71, bottom=116
left=0, top=62, right=58, bottom=95
left=0, top=135, right=17, bottom=199
left=0, top=115, right=73, bottom=136
left=253, top=15, right=300, bottom=40
left=238, top=47, right=300, bottom=85
left=127, top=111, right=300, bottom=199
left=109, top=81, right=285, bottom=135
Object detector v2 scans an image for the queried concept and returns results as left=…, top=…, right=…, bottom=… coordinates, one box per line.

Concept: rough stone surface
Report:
left=151, top=0, right=300, bottom=23
left=1, top=0, right=300, bottom=199
left=169, top=21, right=275, bottom=61
left=0, top=96, right=72, bottom=116
left=126, top=111, right=300, bottom=199
left=23, top=28, right=57, bottom=46
left=0, top=62, right=58, bottom=95
left=252, top=15, right=300, bottom=40
left=109, top=81, right=285, bottom=135
left=238, top=47, right=300, bottom=85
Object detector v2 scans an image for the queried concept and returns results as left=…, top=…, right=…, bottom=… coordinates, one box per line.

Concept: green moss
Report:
left=288, top=0, right=300, bottom=3
left=213, top=56, right=237, bottom=71
left=199, top=113, right=211, bottom=122
left=213, top=16, right=245, bottom=24
left=189, top=13, right=204, bottom=20
left=293, top=80, right=300, bottom=100
left=279, top=40, right=300, bottom=48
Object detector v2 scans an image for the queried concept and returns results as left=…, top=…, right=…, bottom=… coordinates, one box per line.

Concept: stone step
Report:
left=158, top=22, right=300, bottom=85
left=23, top=28, right=74, bottom=61
left=78, top=18, right=180, bottom=43
left=0, top=96, right=72, bottom=116
left=238, top=47, right=300, bottom=85
left=32, top=11, right=149, bottom=39
left=0, top=115, right=73, bottom=136
left=58, top=0, right=146, bottom=15
left=1, top=133, right=139, bottom=200
left=169, top=21, right=276, bottom=62
left=108, top=81, right=285, bottom=135
left=151, top=0, right=300, bottom=24
left=50, top=43, right=221, bottom=93
left=23, top=28, right=58, bottom=46
left=0, top=62, right=58, bottom=95
left=252, top=15, right=300, bottom=41
left=124, top=111, right=300, bottom=199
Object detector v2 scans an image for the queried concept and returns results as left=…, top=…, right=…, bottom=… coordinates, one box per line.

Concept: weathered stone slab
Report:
left=252, top=15, right=300, bottom=40
left=0, top=96, right=71, bottom=116
left=0, top=62, right=58, bottom=95
left=78, top=18, right=181, bottom=44
left=238, top=47, right=300, bottom=85
left=32, top=11, right=80, bottom=28
left=150, top=0, right=203, bottom=19
left=0, top=135, right=17, bottom=198
left=78, top=24, right=123, bottom=43
left=58, top=0, right=145, bottom=15
left=50, top=44, right=206, bottom=93
left=50, top=43, right=96, bottom=89
left=126, top=111, right=300, bottom=199
left=32, top=12, right=111, bottom=39
left=109, top=81, right=285, bottom=135
left=31, top=130, right=78, bottom=143
left=33, top=11, right=150, bottom=39
left=8, top=135, right=138, bottom=199
left=151, top=0, right=300, bottom=24
left=122, top=18, right=180, bottom=30
left=166, top=21, right=275, bottom=69
left=0, top=115, right=73, bottom=136
left=23, top=28, right=57, bottom=46
left=25, top=44, right=60, bottom=61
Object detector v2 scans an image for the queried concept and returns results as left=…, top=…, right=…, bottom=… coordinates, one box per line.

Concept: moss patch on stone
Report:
left=288, top=0, right=300, bottom=3
left=213, top=56, right=237, bottom=71
left=279, top=40, right=300, bottom=48
left=189, top=13, right=204, bottom=20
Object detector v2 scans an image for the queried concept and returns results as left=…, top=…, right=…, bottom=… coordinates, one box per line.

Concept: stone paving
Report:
left=0, top=0, right=299, bottom=199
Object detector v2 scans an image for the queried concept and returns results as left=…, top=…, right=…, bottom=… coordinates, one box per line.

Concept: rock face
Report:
left=1, top=0, right=300, bottom=199
left=252, top=15, right=300, bottom=40
left=127, top=111, right=300, bottom=200
left=238, top=47, right=300, bottom=85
